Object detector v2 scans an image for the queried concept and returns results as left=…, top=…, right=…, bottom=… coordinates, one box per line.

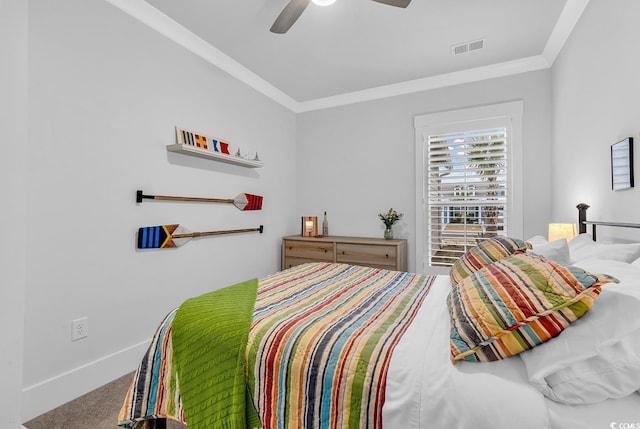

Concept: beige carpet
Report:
left=24, top=372, right=185, bottom=429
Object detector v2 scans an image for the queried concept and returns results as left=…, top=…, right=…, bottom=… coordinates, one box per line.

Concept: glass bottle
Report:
left=322, top=211, right=329, bottom=236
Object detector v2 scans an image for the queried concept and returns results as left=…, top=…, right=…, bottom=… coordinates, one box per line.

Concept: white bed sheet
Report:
left=546, top=394, right=640, bottom=429
left=383, top=274, right=640, bottom=429
left=383, top=275, right=551, bottom=429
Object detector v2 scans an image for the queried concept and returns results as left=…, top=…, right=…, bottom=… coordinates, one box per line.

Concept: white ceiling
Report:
left=108, top=0, right=588, bottom=112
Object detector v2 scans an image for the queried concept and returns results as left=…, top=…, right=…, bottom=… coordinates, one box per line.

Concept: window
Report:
left=414, top=102, right=523, bottom=274
left=427, top=127, right=507, bottom=267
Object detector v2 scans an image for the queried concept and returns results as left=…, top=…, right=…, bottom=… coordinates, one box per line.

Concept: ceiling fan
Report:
left=270, top=0, right=411, bottom=34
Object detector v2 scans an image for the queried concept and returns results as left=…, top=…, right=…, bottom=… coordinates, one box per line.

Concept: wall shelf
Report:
left=166, top=144, right=263, bottom=168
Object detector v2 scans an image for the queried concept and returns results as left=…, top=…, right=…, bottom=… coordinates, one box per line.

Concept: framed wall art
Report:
left=611, top=137, right=634, bottom=190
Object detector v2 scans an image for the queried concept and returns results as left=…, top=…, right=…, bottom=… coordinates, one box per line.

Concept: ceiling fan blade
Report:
left=371, top=0, right=411, bottom=8
left=270, top=0, right=312, bottom=34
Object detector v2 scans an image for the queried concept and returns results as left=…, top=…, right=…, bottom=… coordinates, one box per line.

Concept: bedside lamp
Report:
left=301, top=216, right=318, bottom=237
left=548, top=223, right=577, bottom=242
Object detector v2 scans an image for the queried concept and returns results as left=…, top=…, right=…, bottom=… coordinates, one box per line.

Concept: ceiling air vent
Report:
left=451, top=39, right=485, bottom=55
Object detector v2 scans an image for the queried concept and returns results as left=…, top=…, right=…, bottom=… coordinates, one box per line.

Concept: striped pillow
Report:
left=449, top=237, right=530, bottom=286
left=448, top=253, right=618, bottom=363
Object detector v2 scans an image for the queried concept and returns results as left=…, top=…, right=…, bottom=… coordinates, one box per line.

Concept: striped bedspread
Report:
left=119, top=309, right=185, bottom=428
left=119, top=263, right=434, bottom=429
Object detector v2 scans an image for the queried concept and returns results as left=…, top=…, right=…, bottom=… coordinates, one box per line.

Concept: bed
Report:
left=119, top=204, right=640, bottom=429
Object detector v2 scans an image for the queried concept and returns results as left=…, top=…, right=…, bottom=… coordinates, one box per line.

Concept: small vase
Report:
left=384, top=225, right=394, bottom=240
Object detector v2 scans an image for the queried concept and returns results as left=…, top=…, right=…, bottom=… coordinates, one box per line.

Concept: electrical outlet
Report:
left=71, top=317, right=88, bottom=341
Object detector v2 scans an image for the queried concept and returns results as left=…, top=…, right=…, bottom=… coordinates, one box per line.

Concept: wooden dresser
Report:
left=281, top=235, right=407, bottom=271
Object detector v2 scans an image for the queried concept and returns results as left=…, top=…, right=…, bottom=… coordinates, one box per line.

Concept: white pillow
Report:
left=540, top=332, right=640, bottom=404
left=568, top=233, right=594, bottom=251
left=569, top=234, right=640, bottom=264
left=577, top=259, right=640, bottom=285
left=526, top=235, right=548, bottom=247
left=529, top=238, right=570, bottom=264
left=520, top=260, right=640, bottom=405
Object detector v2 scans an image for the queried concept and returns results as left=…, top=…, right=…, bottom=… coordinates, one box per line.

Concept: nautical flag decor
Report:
left=194, top=134, right=208, bottom=150
left=176, top=127, right=232, bottom=155
left=219, top=141, right=230, bottom=155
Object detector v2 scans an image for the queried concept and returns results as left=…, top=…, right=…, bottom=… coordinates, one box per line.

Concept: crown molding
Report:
left=104, top=0, right=587, bottom=114
left=542, top=0, right=590, bottom=64
left=103, top=0, right=298, bottom=112
left=297, top=55, right=550, bottom=113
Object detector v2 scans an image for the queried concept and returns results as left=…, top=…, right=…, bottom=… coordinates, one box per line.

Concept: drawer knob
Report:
left=385, top=254, right=389, bottom=258
left=324, top=249, right=328, bottom=253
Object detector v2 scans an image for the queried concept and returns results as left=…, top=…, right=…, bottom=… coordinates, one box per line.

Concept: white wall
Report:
left=0, top=1, right=28, bottom=427
left=296, top=70, right=552, bottom=272
left=551, top=0, right=640, bottom=240
left=22, top=0, right=297, bottom=420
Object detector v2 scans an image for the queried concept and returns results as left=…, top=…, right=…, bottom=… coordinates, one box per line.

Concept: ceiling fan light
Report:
left=312, top=0, right=336, bottom=6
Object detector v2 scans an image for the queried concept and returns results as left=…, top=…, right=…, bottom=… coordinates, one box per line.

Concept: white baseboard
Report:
left=21, top=339, right=151, bottom=422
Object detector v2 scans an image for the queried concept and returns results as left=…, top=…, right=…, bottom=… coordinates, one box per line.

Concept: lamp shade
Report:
left=548, top=223, right=577, bottom=242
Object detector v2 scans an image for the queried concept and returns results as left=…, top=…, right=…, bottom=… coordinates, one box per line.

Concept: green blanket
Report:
left=171, top=278, right=261, bottom=429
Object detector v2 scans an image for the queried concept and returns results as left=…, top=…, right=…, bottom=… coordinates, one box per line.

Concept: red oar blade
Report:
left=233, top=193, right=263, bottom=211
left=137, top=189, right=262, bottom=210
left=137, top=224, right=191, bottom=249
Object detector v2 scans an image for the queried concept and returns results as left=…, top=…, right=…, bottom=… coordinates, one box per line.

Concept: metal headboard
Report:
left=577, top=203, right=640, bottom=241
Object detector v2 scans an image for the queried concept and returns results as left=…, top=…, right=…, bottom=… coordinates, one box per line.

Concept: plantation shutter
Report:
left=427, top=126, right=509, bottom=268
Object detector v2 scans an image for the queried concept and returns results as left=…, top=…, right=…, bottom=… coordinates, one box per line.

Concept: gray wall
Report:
left=21, top=0, right=297, bottom=419
left=551, top=0, right=640, bottom=240
left=296, top=70, right=552, bottom=271
left=0, top=1, right=28, bottom=427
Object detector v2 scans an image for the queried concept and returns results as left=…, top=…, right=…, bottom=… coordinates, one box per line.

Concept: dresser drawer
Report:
left=283, top=240, right=333, bottom=261
left=282, top=256, right=326, bottom=270
left=281, top=235, right=407, bottom=272
left=336, top=243, right=397, bottom=268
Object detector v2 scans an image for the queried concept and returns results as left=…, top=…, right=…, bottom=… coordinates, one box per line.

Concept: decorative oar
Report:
left=136, top=190, right=263, bottom=211
left=137, top=224, right=264, bottom=249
